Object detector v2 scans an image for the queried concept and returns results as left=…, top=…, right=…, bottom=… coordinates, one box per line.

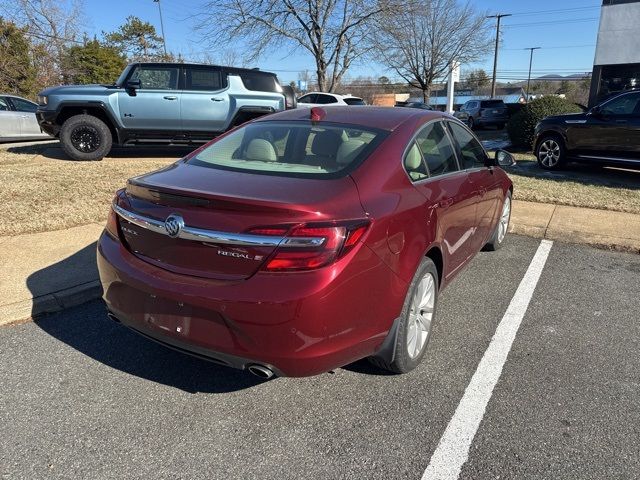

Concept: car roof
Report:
left=256, top=106, right=449, bottom=131
left=301, top=92, right=361, bottom=99
left=126, top=62, right=278, bottom=77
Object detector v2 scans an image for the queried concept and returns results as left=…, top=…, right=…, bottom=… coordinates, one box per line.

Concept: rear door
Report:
left=448, top=121, right=501, bottom=249
left=0, top=96, right=22, bottom=139
left=117, top=65, right=181, bottom=130
left=181, top=65, right=229, bottom=133
left=410, top=121, right=477, bottom=278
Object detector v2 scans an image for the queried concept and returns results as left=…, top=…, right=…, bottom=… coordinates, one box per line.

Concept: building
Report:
left=589, top=0, right=640, bottom=106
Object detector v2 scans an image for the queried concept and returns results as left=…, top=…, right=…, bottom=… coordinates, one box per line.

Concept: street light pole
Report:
left=487, top=13, right=511, bottom=98
left=153, top=0, right=168, bottom=56
left=525, top=47, right=541, bottom=102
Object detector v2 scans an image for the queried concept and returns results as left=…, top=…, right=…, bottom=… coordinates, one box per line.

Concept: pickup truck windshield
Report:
left=188, top=121, right=386, bottom=178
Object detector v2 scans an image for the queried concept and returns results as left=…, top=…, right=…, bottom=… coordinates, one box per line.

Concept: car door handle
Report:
left=615, top=119, right=628, bottom=124
left=163, top=96, right=178, bottom=100
left=211, top=97, right=225, bottom=102
left=439, top=198, right=454, bottom=208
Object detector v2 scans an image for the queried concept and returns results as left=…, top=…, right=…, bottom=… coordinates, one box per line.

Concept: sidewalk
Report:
left=1, top=201, right=639, bottom=327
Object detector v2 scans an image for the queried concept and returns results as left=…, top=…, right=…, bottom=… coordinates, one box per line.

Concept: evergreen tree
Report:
left=104, top=16, right=166, bottom=61
left=0, top=18, right=37, bottom=97
left=62, top=38, right=127, bottom=85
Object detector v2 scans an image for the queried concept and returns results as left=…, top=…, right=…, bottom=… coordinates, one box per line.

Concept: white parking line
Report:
left=422, top=239, right=553, bottom=480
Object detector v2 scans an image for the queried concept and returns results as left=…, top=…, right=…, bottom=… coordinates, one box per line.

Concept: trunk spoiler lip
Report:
left=112, top=203, right=325, bottom=249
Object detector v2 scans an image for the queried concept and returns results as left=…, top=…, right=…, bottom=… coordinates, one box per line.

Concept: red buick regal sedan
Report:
left=97, top=106, right=515, bottom=378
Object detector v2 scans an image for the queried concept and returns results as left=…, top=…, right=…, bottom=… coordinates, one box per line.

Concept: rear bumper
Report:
left=477, top=116, right=508, bottom=126
left=97, top=231, right=406, bottom=377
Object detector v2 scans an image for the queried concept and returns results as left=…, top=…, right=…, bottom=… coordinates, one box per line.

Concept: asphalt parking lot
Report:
left=1, top=235, right=639, bottom=480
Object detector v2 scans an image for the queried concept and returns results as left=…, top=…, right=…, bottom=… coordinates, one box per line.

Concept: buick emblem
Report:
left=164, top=213, right=184, bottom=238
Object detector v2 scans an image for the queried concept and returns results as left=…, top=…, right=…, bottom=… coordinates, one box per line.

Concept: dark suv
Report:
left=534, top=90, right=640, bottom=170
left=456, top=99, right=508, bottom=130
left=37, top=62, right=293, bottom=160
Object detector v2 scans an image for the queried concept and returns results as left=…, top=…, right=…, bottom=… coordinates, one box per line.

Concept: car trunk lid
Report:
left=115, top=161, right=365, bottom=280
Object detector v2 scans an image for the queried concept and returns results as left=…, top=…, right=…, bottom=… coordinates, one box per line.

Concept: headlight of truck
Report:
left=37, top=95, right=48, bottom=106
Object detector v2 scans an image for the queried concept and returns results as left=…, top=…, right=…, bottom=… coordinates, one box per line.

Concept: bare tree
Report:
left=1, top=0, right=85, bottom=87
left=196, top=0, right=394, bottom=92
left=371, top=0, right=492, bottom=102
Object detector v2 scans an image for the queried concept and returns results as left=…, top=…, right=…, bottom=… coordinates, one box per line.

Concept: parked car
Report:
left=534, top=90, right=640, bottom=170
left=297, top=92, right=366, bottom=107
left=36, top=62, right=291, bottom=161
left=455, top=99, right=509, bottom=130
left=97, top=106, right=515, bottom=378
left=396, top=101, right=434, bottom=110
left=0, top=95, right=51, bottom=142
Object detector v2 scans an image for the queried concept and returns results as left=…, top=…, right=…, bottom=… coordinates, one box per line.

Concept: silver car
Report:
left=0, top=95, right=51, bottom=142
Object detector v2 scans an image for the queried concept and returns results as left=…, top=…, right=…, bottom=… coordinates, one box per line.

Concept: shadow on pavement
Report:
left=28, top=244, right=265, bottom=394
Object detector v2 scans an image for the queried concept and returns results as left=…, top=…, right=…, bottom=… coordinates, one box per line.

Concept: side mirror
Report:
left=125, top=79, right=141, bottom=90
left=589, top=105, right=602, bottom=117
left=495, top=149, right=516, bottom=167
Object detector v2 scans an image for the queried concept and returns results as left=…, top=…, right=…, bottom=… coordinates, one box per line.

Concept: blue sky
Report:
left=84, top=0, right=602, bottom=83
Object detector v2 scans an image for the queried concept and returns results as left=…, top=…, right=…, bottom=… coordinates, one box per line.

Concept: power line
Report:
left=503, top=17, right=599, bottom=28
left=509, top=5, right=600, bottom=17
left=504, top=44, right=596, bottom=51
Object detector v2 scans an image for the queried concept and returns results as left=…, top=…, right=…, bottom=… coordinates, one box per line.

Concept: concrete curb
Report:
left=0, top=280, right=102, bottom=327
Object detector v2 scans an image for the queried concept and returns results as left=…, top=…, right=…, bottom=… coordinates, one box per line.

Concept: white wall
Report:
left=594, top=2, right=640, bottom=65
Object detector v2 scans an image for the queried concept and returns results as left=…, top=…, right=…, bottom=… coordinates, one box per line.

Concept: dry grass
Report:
left=0, top=143, right=182, bottom=236
left=1, top=143, right=640, bottom=237
left=508, top=153, right=640, bottom=214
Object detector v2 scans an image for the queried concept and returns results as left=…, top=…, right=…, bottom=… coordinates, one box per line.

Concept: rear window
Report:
left=480, top=100, right=505, bottom=108
left=188, top=122, right=387, bottom=178
left=344, top=98, right=365, bottom=105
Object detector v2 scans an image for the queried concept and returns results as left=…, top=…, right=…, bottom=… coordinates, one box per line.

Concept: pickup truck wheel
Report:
left=60, top=114, right=112, bottom=161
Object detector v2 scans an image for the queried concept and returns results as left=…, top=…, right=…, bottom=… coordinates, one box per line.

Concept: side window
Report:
left=10, top=98, right=37, bottom=113
left=316, top=94, right=338, bottom=104
left=185, top=67, right=224, bottom=91
left=298, top=94, right=316, bottom=104
left=239, top=72, right=278, bottom=92
left=448, top=122, right=487, bottom=169
left=403, top=142, right=428, bottom=181
left=129, top=66, right=179, bottom=90
left=0, top=97, right=10, bottom=111
left=600, top=93, right=640, bottom=116
left=415, top=122, right=459, bottom=177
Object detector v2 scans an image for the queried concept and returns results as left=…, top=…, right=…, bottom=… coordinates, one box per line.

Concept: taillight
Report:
left=247, top=221, right=369, bottom=272
left=105, top=201, right=120, bottom=240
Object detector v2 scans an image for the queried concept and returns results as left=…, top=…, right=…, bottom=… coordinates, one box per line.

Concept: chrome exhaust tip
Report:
left=247, top=364, right=275, bottom=379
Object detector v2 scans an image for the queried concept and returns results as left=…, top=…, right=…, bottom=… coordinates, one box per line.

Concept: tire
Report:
left=60, top=114, right=112, bottom=161
left=484, top=191, right=512, bottom=251
left=369, top=257, right=439, bottom=374
left=536, top=134, right=566, bottom=170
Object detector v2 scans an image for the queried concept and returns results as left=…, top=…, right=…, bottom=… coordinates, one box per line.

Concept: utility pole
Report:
left=525, top=47, right=541, bottom=102
left=487, top=13, right=511, bottom=98
left=153, top=0, right=168, bottom=56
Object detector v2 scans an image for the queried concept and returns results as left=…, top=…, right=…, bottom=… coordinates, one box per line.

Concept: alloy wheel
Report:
left=70, top=125, right=101, bottom=153
left=498, top=195, right=511, bottom=244
left=406, top=273, right=436, bottom=359
left=538, top=139, right=561, bottom=168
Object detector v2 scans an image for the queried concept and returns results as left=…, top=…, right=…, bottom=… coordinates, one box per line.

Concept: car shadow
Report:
left=28, top=243, right=266, bottom=394
left=7, top=142, right=194, bottom=161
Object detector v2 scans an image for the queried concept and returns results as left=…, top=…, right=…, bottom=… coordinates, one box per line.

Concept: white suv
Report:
left=297, top=92, right=366, bottom=107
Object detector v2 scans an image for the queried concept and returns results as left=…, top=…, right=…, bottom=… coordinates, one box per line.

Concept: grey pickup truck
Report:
left=37, top=62, right=296, bottom=160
